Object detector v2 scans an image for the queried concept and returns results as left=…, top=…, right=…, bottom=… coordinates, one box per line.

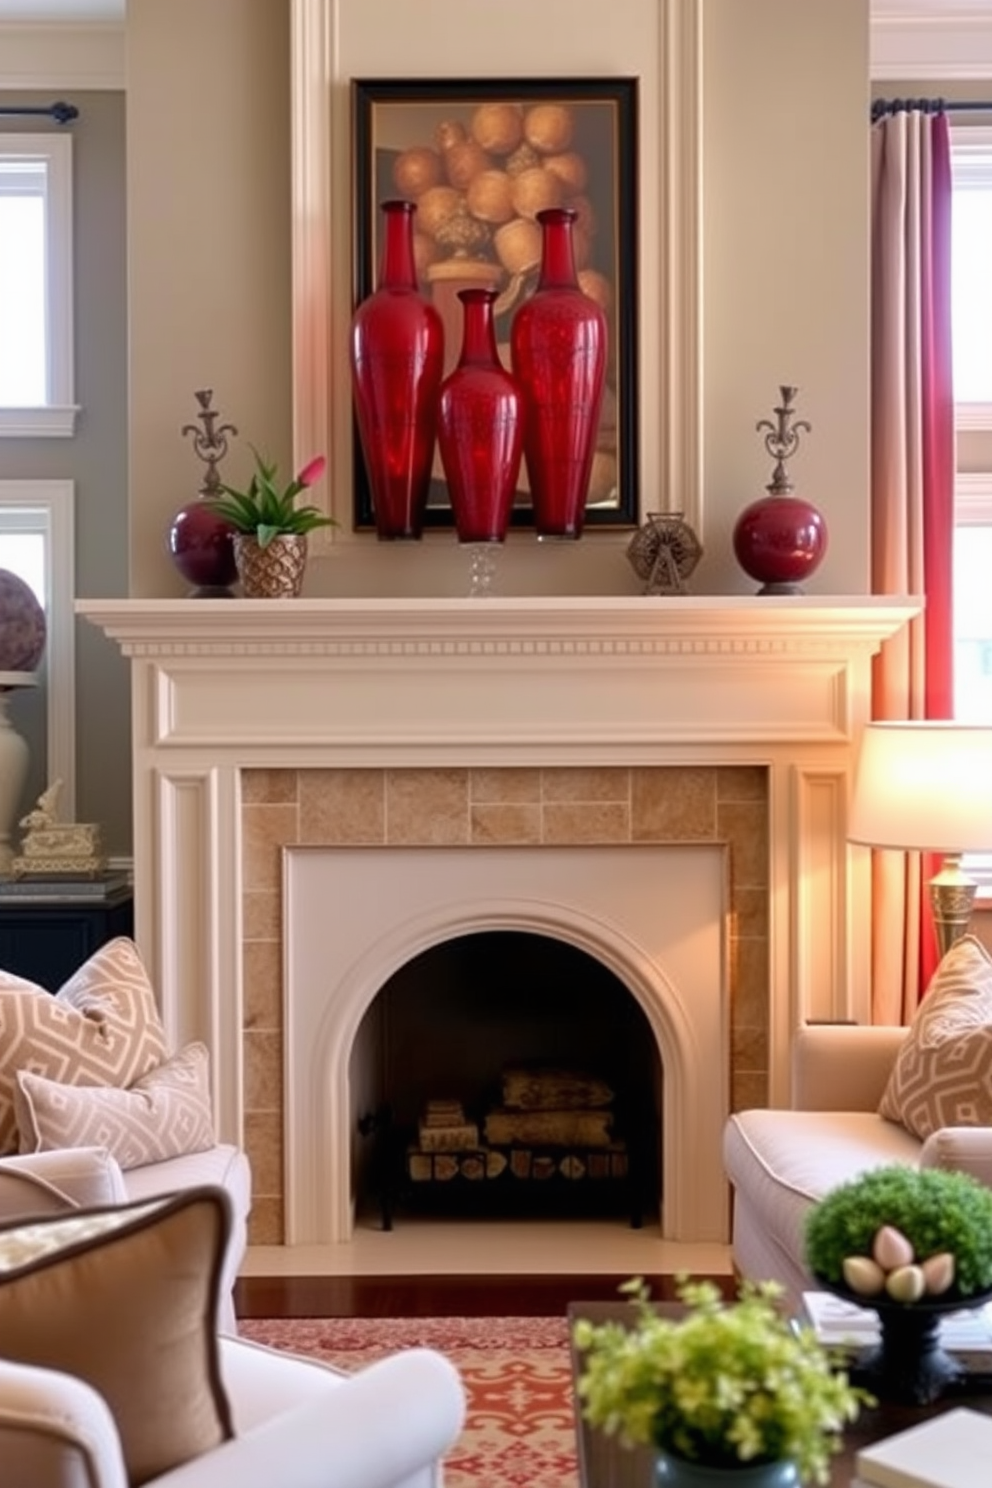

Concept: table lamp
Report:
left=848, top=721, right=992, bottom=958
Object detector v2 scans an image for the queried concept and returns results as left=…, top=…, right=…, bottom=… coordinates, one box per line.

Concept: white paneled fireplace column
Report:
left=80, top=595, right=917, bottom=1245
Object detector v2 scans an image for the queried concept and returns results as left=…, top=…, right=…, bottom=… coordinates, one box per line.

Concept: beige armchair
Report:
left=0, top=1145, right=250, bottom=1334
left=0, top=1180, right=466, bottom=1488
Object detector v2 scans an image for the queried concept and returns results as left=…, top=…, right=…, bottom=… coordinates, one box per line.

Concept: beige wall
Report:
left=127, top=0, right=873, bottom=599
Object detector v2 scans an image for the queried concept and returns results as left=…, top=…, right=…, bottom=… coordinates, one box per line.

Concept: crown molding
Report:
left=872, top=3, right=992, bottom=81
left=0, top=22, right=124, bottom=89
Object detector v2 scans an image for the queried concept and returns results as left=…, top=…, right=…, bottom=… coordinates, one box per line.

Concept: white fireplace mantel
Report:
left=79, top=593, right=919, bottom=1202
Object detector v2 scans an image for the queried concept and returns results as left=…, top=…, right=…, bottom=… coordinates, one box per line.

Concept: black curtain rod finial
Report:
left=0, top=101, right=78, bottom=125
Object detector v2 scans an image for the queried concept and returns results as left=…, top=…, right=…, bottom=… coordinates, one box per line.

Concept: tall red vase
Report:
left=437, top=288, right=524, bottom=545
left=350, top=199, right=445, bottom=540
left=510, top=206, right=607, bottom=539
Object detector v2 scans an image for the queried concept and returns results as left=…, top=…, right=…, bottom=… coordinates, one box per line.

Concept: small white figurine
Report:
left=13, top=779, right=106, bottom=878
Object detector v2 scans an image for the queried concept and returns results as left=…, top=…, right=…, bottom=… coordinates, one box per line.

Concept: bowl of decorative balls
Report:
left=804, top=1165, right=992, bottom=1403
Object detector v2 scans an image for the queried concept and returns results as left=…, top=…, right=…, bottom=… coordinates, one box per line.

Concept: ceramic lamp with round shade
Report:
left=0, top=569, right=46, bottom=875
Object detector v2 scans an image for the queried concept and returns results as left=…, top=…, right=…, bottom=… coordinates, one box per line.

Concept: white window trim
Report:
left=0, top=481, right=75, bottom=817
left=0, top=133, right=78, bottom=438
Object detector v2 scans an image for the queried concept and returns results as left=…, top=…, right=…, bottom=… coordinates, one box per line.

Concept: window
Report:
left=951, top=126, right=992, bottom=722
left=951, top=126, right=992, bottom=887
left=0, top=133, right=77, bottom=437
left=0, top=483, right=76, bottom=816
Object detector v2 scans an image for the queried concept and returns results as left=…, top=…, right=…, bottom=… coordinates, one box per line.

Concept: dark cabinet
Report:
left=0, top=890, right=134, bottom=991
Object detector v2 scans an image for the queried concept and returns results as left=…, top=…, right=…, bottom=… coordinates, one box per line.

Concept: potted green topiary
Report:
left=573, top=1277, right=867, bottom=1486
left=206, top=449, right=336, bottom=597
left=804, top=1165, right=992, bottom=1404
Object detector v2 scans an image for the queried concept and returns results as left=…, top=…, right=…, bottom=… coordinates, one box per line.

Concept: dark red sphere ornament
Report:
left=169, top=501, right=238, bottom=593
left=733, top=385, right=827, bottom=595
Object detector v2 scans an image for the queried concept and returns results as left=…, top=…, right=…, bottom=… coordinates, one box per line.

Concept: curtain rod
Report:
left=872, top=97, right=992, bottom=123
left=0, top=102, right=77, bottom=125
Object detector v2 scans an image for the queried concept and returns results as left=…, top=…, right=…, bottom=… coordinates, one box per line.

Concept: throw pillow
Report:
left=0, top=1185, right=233, bottom=1485
left=14, top=1042, right=216, bottom=1168
left=879, top=933, right=992, bottom=1139
left=0, top=937, right=168, bottom=1155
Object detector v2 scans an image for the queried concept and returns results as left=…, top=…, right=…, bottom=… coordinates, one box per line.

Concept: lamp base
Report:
left=929, top=854, right=978, bottom=960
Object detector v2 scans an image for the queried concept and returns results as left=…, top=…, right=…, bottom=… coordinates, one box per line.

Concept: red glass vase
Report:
left=350, top=199, right=445, bottom=540
left=168, top=500, right=238, bottom=595
left=437, top=288, right=524, bottom=545
left=510, top=206, right=607, bottom=539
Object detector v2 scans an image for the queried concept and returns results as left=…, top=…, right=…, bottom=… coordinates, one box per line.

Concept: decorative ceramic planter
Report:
left=655, top=1452, right=800, bottom=1487
left=233, top=534, right=308, bottom=598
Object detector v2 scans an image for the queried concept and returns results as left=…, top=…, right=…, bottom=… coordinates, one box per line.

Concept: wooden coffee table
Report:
left=567, top=1301, right=992, bottom=1488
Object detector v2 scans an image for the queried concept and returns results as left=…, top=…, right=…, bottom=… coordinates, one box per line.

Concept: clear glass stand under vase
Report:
left=463, top=542, right=501, bottom=598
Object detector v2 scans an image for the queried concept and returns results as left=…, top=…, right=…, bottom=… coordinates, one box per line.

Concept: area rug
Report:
left=239, top=1315, right=579, bottom=1488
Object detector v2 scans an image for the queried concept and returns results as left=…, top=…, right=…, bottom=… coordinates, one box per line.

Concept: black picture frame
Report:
left=351, top=77, right=639, bottom=532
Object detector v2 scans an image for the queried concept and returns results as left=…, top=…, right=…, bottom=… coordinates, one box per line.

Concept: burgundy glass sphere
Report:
left=437, top=288, right=524, bottom=544
left=732, top=495, right=828, bottom=594
left=168, top=500, right=238, bottom=592
left=350, top=199, right=445, bottom=540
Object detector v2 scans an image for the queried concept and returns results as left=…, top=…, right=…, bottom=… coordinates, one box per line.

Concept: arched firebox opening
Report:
left=351, top=929, right=662, bottom=1229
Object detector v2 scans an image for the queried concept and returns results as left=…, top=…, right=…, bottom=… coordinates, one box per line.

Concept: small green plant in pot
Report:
left=206, top=449, right=336, bottom=597
left=573, top=1277, right=867, bottom=1486
left=804, top=1166, right=992, bottom=1404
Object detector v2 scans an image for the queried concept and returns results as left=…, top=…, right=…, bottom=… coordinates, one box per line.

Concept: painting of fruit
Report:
left=352, top=79, right=639, bottom=532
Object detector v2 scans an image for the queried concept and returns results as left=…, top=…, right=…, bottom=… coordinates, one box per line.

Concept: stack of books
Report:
left=0, top=870, right=131, bottom=903
left=851, top=1407, right=992, bottom=1488
left=801, top=1290, right=992, bottom=1372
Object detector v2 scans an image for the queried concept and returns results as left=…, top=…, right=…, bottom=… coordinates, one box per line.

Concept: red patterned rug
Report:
left=239, top=1315, right=578, bottom=1488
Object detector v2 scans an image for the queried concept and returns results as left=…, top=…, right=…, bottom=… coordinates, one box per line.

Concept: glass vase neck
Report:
left=377, top=199, right=419, bottom=292
left=535, top=207, right=580, bottom=290
left=456, top=288, right=500, bottom=367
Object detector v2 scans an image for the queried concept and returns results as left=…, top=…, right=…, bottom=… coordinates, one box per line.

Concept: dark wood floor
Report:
left=235, top=1272, right=732, bottom=1318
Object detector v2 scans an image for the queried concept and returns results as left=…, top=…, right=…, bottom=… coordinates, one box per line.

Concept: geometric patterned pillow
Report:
left=0, top=937, right=168, bottom=1155
left=879, top=933, right=992, bottom=1139
left=14, top=1042, right=215, bottom=1169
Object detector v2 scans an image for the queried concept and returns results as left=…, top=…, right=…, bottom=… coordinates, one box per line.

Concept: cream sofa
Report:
left=0, top=1145, right=251, bottom=1334
left=723, top=1023, right=992, bottom=1308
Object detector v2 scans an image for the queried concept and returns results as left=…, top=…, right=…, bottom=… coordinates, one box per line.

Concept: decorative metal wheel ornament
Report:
left=626, top=513, right=703, bottom=595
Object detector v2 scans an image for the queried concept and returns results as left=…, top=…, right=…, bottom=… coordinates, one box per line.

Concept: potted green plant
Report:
left=206, top=449, right=336, bottom=597
left=573, top=1277, right=866, bottom=1486
left=804, top=1165, right=992, bottom=1403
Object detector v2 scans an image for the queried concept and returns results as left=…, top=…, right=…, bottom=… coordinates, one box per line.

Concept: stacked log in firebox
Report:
left=406, top=1067, right=629, bottom=1185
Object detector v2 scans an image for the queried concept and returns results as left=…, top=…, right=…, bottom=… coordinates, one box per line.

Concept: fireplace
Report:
left=283, top=833, right=728, bottom=1243
left=79, top=594, right=918, bottom=1253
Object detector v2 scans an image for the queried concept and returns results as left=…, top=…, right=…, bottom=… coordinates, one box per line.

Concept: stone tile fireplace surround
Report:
left=80, top=595, right=916, bottom=1252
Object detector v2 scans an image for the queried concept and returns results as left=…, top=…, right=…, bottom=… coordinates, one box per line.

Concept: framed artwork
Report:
left=351, top=77, right=639, bottom=532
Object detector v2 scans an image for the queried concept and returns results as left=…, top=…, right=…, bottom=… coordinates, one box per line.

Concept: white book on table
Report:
left=854, top=1407, right=992, bottom=1488
left=801, top=1290, right=992, bottom=1367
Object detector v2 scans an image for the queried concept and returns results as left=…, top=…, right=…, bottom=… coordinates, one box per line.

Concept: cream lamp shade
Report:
left=848, top=721, right=992, bottom=956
